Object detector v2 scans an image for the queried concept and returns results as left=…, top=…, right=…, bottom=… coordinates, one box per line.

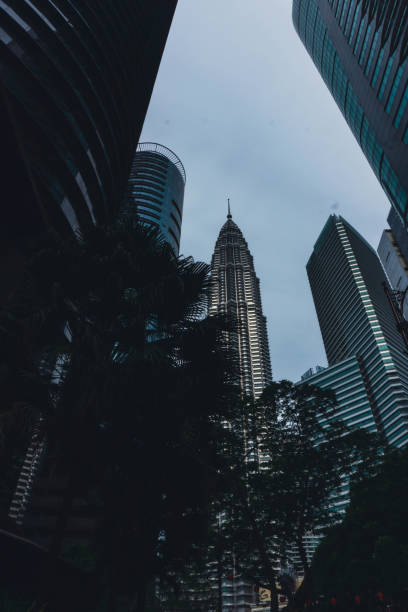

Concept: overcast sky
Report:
left=141, top=0, right=391, bottom=382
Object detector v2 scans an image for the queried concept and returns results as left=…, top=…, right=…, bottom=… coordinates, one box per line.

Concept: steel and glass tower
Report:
left=296, top=215, right=408, bottom=566
left=208, top=205, right=272, bottom=611
left=209, top=206, right=272, bottom=399
left=293, top=0, right=408, bottom=226
left=307, top=215, right=408, bottom=448
left=123, top=143, right=185, bottom=254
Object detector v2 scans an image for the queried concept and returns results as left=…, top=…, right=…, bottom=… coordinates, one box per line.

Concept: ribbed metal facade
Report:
left=209, top=213, right=272, bottom=399
left=307, top=215, right=408, bottom=447
left=301, top=357, right=378, bottom=511
left=1, top=0, right=177, bottom=243
left=123, top=143, right=185, bottom=254
left=293, top=0, right=408, bottom=225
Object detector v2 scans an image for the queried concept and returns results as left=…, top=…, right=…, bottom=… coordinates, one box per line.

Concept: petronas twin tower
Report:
left=209, top=205, right=272, bottom=398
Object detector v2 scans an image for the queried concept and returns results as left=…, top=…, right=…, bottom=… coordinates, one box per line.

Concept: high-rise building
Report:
left=208, top=207, right=272, bottom=612
left=123, top=143, right=186, bottom=254
left=296, top=215, right=408, bottom=568
left=388, top=207, right=408, bottom=264
left=378, top=208, right=408, bottom=320
left=378, top=229, right=408, bottom=292
left=307, top=215, right=408, bottom=448
left=1, top=0, right=177, bottom=301
left=293, top=0, right=408, bottom=226
left=209, top=207, right=272, bottom=399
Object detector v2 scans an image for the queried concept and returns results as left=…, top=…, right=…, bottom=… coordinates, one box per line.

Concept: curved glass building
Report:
left=123, top=143, right=186, bottom=254
left=293, top=0, right=408, bottom=226
left=1, top=0, right=177, bottom=241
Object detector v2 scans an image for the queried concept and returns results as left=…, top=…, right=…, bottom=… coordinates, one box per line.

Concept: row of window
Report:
left=295, top=0, right=408, bottom=219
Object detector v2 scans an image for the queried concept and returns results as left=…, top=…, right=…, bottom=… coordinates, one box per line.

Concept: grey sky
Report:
left=141, top=0, right=390, bottom=382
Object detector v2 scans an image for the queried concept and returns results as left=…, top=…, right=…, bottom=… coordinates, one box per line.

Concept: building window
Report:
left=378, top=56, right=394, bottom=100
left=394, top=83, right=408, bottom=129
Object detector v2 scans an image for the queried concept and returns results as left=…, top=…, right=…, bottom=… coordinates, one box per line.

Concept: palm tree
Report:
left=0, top=220, right=238, bottom=610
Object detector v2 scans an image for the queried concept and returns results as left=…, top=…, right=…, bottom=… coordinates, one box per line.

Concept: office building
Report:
left=307, top=215, right=408, bottom=448
left=378, top=228, right=408, bottom=293
left=293, top=0, right=408, bottom=225
left=207, top=208, right=272, bottom=611
left=209, top=207, right=272, bottom=399
left=1, top=0, right=177, bottom=301
left=388, top=207, right=408, bottom=264
left=295, top=216, right=408, bottom=569
left=378, top=208, right=408, bottom=320
left=123, top=143, right=186, bottom=254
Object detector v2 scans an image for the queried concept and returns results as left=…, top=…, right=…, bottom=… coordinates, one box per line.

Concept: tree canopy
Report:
left=311, top=446, right=408, bottom=610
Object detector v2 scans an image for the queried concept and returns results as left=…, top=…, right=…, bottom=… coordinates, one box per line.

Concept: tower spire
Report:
left=227, top=198, right=232, bottom=219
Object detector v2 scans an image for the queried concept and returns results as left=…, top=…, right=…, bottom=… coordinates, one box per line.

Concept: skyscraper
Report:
left=209, top=206, right=272, bottom=399
left=293, top=0, right=408, bottom=226
left=378, top=207, right=408, bottom=320
left=123, top=143, right=186, bottom=254
left=1, top=0, right=177, bottom=301
left=307, top=215, right=408, bottom=448
left=378, top=228, right=408, bottom=294
left=206, top=208, right=272, bottom=611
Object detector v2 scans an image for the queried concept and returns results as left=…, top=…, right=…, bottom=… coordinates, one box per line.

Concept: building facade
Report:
left=207, top=210, right=272, bottom=611
left=293, top=0, right=408, bottom=226
left=123, top=143, right=185, bottom=254
left=307, top=215, right=408, bottom=448
left=1, top=0, right=177, bottom=300
left=297, top=216, right=408, bottom=567
left=388, top=206, right=408, bottom=263
left=209, top=209, right=272, bottom=399
left=378, top=228, right=408, bottom=292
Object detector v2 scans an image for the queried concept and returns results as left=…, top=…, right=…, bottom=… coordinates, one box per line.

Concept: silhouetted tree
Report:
left=311, top=447, right=408, bottom=611
left=0, top=221, right=239, bottom=610
left=216, top=382, right=381, bottom=612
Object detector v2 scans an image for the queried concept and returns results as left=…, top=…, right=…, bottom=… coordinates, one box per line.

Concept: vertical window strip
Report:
left=353, top=15, right=366, bottom=56
left=371, top=47, right=385, bottom=87
left=378, top=56, right=394, bottom=101
left=394, top=83, right=408, bottom=128
left=339, top=0, right=349, bottom=28
left=344, top=0, right=355, bottom=36
left=364, top=30, right=379, bottom=77
left=359, top=23, right=372, bottom=66
left=310, top=1, right=320, bottom=61
left=386, top=64, right=405, bottom=114
left=348, top=3, right=361, bottom=45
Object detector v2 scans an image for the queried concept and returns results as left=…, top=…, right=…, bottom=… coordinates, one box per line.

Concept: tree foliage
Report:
left=214, top=381, right=381, bottom=612
left=0, top=221, right=239, bottom=610
left=311, top=447, right=408, bottom=610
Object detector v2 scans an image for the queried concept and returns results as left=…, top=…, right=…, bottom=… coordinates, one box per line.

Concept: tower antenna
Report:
left=227, top=198, right=232, bottom=219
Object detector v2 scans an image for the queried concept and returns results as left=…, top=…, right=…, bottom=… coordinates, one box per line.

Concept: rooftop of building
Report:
left=136, top=142, right=186, bottom=183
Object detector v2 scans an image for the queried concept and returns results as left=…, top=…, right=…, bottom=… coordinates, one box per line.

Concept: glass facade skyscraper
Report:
left=207, top=211, right=272, bottom=611
left=123, top=143, right=185, bottom=254
left=293, top=0, right=408, bottom=226
left=307, top=215, right=408, bottom=448
left=1, top=0, right=177, bottom=239
left=209, top=210, right=272, bottom=399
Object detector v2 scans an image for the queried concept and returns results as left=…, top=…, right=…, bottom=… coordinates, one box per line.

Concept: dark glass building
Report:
left=1, top=0, right=177, bottom=298
left=123, top=143, right=185, bottom=254
left=293, top=0, right=408, bottom=225
left=307, top=215, right=408, bottom=447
